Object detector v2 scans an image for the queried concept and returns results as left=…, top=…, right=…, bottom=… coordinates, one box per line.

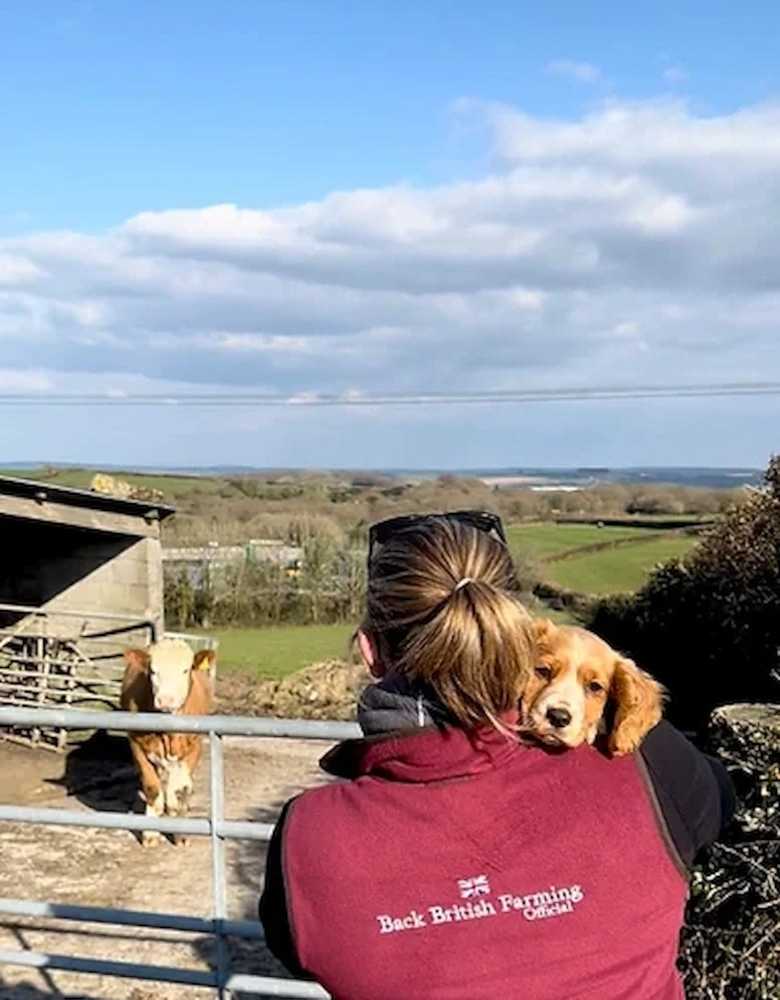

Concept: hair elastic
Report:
left=454, top=577, right=473, bottom=591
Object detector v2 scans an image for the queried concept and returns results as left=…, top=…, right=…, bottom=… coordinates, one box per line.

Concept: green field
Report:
left=507, top=522, right=651, bottom=560
left=208, top=623, right=354, bottom=678
left=546, top=536, right=698, bottom=594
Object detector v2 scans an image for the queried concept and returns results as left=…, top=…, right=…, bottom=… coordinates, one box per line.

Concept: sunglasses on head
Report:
left=367, top=509, right=508, bottom=565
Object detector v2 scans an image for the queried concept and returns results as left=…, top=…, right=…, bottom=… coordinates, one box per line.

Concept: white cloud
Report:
left=662, top=65, right=687, bottom=84
left=1, top=94, right=780, bottom=465
left=545, top=60, right=604, bottom=84
left=0, top=369, right=52, bottom=391
left=0, top=254, right=44, bottom=286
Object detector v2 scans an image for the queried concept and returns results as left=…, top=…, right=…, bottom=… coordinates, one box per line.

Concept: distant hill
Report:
left=0, top=462, right=764, bottom=491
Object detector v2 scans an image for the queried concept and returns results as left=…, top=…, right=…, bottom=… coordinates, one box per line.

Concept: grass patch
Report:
left=507, top=523, right=651, bottom=561
left=207, top=623, right=354, bottom=679
left=546, top=536, right=699, bottom=595
left=526, top=599, right=577, bottom=625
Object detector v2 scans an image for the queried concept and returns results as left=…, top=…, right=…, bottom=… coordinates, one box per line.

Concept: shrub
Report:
left=586, top=456, right=780, bottom=732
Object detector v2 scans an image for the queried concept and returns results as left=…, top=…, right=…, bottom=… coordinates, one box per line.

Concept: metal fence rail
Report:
left=0, top=705, right=361, bottom=999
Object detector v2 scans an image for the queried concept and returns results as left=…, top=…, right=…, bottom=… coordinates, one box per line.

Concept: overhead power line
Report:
left=0, top=381, right=778, bottom=407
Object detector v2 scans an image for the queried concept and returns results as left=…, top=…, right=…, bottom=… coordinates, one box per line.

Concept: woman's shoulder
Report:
left=637, top=720, right=734, bottom=807
left=634, top=720, right=736, bottom=867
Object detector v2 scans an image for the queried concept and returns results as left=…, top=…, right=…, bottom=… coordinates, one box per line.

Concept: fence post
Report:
left=210, top=730, right=229, bottom=999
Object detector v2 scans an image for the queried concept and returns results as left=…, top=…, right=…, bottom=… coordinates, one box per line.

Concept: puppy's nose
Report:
left=546, top=707, right=572, bottom=729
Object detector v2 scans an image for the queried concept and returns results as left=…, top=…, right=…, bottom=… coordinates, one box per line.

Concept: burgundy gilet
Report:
left=280, top=719, right=689, bottom=1000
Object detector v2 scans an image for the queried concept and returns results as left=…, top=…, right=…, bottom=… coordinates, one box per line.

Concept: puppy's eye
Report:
left=586, top=680, right=604, bottom=694
left=535, top=666, right=552, bottom=680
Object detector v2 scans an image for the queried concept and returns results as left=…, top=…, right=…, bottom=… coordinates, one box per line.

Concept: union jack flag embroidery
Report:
left=457, top=875, right=491, bottom=899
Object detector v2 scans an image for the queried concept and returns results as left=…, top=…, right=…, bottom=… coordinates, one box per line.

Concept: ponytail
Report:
left=364, top=520, right=534, bottom=729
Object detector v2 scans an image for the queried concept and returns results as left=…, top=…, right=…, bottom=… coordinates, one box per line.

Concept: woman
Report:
left=259, top=510, right=734, bottom=1000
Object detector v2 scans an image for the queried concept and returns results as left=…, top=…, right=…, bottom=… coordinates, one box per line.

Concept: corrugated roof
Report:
left=0, top=475, right=176, bottom=520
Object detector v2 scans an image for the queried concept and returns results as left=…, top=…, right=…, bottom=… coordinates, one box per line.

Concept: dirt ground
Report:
left=0, top=730, right=335, bottom=1000
left=215, top=660, right=368, bottom=722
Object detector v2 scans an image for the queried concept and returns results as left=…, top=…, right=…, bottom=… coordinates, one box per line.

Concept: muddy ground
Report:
left=0, top=729, right=335, bottom=1000
left=215, top=660, right=368, bottom=722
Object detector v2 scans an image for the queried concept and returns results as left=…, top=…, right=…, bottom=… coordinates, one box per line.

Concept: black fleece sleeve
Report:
left=638, top=720, right=737, bottom=870
left=258, top=797, right=313, bottom=981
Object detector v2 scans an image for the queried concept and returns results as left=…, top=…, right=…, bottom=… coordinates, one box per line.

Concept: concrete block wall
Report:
left=46, top=536, right=160, bottom=628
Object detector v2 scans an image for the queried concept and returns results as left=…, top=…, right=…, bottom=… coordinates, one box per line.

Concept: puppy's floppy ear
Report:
left=533, top=617, right=556, bottom=646
left=607, top=656, right=666, bottom=757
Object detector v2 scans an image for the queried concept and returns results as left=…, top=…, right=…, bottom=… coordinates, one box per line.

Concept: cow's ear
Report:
left=193, top=649, right=216, bottom=671
left=124, top=648, right=151, bottom=672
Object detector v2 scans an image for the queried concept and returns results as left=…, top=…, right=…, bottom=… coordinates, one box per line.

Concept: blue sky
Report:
left=1, top=0, right=779, bottom=469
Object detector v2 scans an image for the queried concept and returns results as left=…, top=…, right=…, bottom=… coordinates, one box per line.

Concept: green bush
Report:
left=586, top=456, right=780, bottom=732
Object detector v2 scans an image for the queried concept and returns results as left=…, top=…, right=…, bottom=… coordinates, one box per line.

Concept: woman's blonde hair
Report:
left=361, top=516, right=534, bottom=730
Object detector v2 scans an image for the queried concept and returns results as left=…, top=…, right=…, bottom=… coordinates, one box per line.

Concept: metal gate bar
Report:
left=0, top=707, right=359, bottom=738
left=0, top=897, right=263, bottom=939
left=0, top=803, right=273, bottom=839
left=0, top=705, right=360, bottom=999
left=0, top=948, right=328, bottom=996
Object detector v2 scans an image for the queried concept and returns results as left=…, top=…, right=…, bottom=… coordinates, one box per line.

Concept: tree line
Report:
left=161, top=475, right=743, bottom=548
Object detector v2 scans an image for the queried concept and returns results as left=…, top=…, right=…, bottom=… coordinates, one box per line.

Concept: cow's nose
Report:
left=546, top=707, right=572, bottom=729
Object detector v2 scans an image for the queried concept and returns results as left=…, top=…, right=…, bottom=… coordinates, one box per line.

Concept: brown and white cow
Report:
left=120, top=638, right=215, bottom=847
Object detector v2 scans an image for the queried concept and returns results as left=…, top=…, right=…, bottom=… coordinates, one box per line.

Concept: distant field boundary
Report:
left=533, top=582, right=599, bottom=616
left=543, top=526, right=703, bottom=564
left=549, top=515, right=715, bottom=530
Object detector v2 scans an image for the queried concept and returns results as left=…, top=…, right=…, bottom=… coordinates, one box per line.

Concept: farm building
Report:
left=0, top=475, right=182, bottom=750
left=163, top=538, right=303, bottom=588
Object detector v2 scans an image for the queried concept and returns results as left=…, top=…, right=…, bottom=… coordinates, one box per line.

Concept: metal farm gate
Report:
left=0, top=705, right=361, bottom=999
left=0, top=604, right=156, bottom=750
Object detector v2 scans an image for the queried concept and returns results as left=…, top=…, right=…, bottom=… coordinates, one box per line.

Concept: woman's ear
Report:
left=357, top=628, right=386, bottom=679
left=607, top=656, right=666, bottom=757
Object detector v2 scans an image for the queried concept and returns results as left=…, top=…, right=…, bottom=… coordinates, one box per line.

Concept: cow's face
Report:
left=150, top=639, right=196, bottom=712
left=126, top=640, right=214, bottom=713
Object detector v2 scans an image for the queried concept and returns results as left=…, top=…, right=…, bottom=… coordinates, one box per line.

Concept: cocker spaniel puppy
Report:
left=521, top=619, right=666, bottom=757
